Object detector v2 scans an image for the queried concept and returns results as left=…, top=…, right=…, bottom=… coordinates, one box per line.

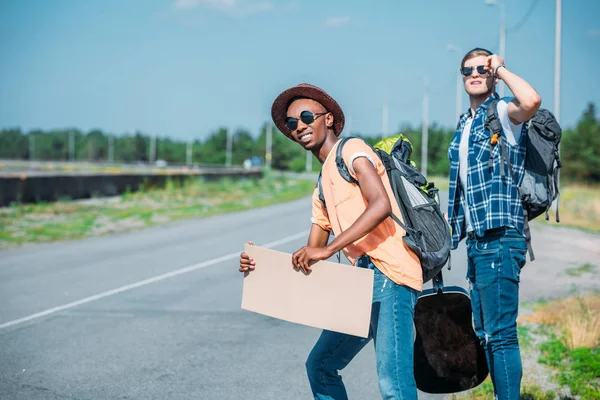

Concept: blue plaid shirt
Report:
left=447, top=94, right=527, bottom=249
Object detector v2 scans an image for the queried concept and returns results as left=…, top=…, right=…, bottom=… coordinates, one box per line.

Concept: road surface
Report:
left=1, top=194, right=598, bottom=399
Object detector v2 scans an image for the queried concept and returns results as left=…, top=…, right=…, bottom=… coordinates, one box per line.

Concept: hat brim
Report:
left=271, top=84, right=345, bottom=138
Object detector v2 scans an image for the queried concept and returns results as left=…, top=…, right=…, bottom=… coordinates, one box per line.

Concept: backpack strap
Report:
left=317, top=171, right=327, bottom=216
left=554, top=148, right=562, bottom=223
left=484, top=99, right=503, bottom=173
left=432, top=270, right=444, bottom=294
left=335, top=136, right=358, bottom=184
left=334, top=136, right=411, bottom=234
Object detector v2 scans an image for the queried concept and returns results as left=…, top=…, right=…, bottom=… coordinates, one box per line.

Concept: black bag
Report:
left=317, top=136, right=451, bottom=283
left=413, top=274, right=489, bottom=393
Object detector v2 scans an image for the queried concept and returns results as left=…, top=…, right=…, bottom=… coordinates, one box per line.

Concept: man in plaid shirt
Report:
left=447, top=48, right=541, bottom=399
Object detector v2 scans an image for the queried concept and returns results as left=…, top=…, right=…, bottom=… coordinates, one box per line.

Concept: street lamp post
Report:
left=421, top=79, right=429, bottom=178
left=485, top=0, right=506, bottom=97
left=225, top=128, right=232, bottom=168
left=265, top=124, right=272, bottom=170
left=448, top=44, right=464, bottom=121
left=554, top=0, right=562, bottom=123
left=382, top=103, right=388, bottom=139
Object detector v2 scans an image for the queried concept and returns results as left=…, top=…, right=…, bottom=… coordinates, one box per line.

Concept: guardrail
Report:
left=0, top=168, right=262, bottom=207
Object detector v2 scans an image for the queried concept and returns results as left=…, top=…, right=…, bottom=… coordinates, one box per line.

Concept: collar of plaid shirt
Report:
left=446, top=93, right=527, bottom=249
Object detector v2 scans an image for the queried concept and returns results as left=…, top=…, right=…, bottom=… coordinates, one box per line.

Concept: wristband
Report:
left=493, top=64, right=506, bottom=78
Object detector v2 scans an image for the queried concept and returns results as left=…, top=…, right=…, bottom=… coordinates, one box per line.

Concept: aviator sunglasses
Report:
left=460, top=65, right=490, bottom=77
left=285, top=111, right=328, bottom=131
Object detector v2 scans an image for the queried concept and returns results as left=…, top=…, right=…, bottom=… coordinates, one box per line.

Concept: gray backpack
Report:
left=317, top=137, right=451, bottom=284
left=484, top=100, right=562, bottom=260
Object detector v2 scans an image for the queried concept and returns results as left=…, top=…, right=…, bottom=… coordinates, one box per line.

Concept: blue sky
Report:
left=1, top=0, right=599, bottom=140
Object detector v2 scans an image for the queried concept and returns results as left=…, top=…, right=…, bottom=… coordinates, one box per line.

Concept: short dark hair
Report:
left=461, top=47, right=493, bottom=68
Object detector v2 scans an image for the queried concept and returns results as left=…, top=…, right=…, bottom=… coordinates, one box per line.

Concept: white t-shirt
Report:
left=459, top=98, right=524, bottom=233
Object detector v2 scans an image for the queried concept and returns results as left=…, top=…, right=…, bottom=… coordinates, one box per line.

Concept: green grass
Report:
left=539, top=338, right=600, bottom=399
left=451, top=378, right=558, bottom=400
left=565, top=263, right=597, bottom=277
left=453, top=295, right=600, bottom=399
left=0, top=176, right=315, bottom=248
left=535, top=184, right=600, bottom=233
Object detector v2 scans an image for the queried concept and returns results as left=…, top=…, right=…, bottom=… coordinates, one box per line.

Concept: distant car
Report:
left=155, top=160, right=167, bottom=168
left=243, top=157, right=263, bottom=169
left=250, top=156, right=262, bottom=167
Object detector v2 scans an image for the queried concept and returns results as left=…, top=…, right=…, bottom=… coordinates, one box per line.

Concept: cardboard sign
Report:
left=241, top=245, right=374, bottom=338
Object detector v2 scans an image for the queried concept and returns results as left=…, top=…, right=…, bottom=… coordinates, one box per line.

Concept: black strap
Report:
left=485, top=99, right=502, bottom=170
left=317, top=172, right=328, bottom=216
left=335, top=136, right=358, bottom=184
left=498, top=137, right=515, bottom=180
left=522, top=209, right=535, bottom=261
left=554, top=161, right=561, bottom=223
left=433, top=270, right=444, bottom=294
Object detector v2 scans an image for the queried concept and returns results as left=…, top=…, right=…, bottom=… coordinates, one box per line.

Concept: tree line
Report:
left=1, top=103, right=598, bottom=182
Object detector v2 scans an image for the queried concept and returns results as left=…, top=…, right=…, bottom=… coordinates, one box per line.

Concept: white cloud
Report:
left=324, top=16, right=350, bottom=28
left=588, top=28, right=600, bottom=37
left=173, top=0, right=201, bottom=10
left=172, top=0, right=273, bottom=17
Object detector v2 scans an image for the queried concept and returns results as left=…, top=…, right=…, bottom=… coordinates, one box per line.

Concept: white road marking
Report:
left=0, top=231, right=308, bottom=330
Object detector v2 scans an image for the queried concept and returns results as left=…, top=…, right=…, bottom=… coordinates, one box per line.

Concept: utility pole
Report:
left=382, top=103, right=388, bottom=139
left=554, top=0, right=562, bottom=199
left=225, top=128, right=232, bottom=167
left=554, top=0, right=562, bottom=123
left=29, top=134, right=35, bottom=161
left=499, top=2, right=506, bottom=97
left=448, top=44, right=464, bottom=120
left=108, top=136, right=114, bottom=163
left=485, top=0, right=506, bottom=97
left=456, top=70, right=463, bottom=120
left=265, top=124, right=272, bottom=170
left=186, top=141, right=192, bottom=166
left=69, top=130, right=75, bottom=161
left=305, top=151, right=312, bottom=172
left=345, top=116, right=351, bottom=138
left=149, top=136, right=156, bottom=164
left=421, top=83, right=429, bottom=178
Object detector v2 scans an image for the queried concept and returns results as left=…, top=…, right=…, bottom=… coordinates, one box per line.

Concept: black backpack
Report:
left=317, top=136, right=451, bottom=283
left=484, top=100, right=562, bottom=260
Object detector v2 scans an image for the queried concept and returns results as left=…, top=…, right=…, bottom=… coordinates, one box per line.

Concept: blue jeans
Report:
left=466, top=227, right=527, bottom=400
left=305, top=256, right=419, bottom=400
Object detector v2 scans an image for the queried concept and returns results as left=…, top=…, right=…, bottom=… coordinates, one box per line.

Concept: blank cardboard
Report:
left=241, top=245, right=374, bottom=338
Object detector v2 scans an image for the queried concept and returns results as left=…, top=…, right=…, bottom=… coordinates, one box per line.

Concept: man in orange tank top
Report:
left=240, top=84, right=422, bottom=399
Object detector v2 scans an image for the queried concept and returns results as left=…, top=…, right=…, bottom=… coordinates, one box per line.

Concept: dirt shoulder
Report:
left=521, top=222, right=600, bottom=303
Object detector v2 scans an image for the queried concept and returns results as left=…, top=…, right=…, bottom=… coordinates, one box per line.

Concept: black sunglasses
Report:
left=285, top=110, right=328, bottom=131
left=460, top=65, right=489, bottom=77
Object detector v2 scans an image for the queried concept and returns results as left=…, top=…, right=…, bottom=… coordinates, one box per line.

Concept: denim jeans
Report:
left=305, top=256, right=419, bottom=400
left=466, top=227, right=527, bottom=400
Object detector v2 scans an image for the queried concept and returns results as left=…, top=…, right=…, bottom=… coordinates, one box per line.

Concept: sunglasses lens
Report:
left=461, top=67, right=473, bottom=76
left=300, top=111, right=315, bottom=125
left=477, top=66, right=488, bottom=75
left=285, top=118, right=298, bottom=131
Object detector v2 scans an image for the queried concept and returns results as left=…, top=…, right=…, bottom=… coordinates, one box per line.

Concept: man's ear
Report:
left=325, top=112, right=334, bottom=129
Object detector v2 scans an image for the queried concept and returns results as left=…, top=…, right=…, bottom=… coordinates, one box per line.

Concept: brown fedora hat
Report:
left=271, top=83, right=345, bottom=138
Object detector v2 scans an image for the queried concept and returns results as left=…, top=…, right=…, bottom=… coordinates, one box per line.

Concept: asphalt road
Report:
left=0, top=194, right=494, bottom=400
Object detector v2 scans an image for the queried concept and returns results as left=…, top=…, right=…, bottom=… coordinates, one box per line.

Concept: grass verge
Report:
left=0, top=175, right=315, bottom=249
left=536, top=183, right=600, bottom=233
left=453, top=295, right=600, bottom=399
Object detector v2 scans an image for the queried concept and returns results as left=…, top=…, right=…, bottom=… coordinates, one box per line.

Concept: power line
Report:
left=508, top=0, right=540, bottom=34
